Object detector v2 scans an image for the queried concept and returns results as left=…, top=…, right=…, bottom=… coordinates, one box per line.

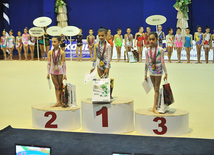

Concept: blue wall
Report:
left=0, top=0, right=214, bottom=40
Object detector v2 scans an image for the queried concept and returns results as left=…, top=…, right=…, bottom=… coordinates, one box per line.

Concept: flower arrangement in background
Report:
left=55, top=0, right=66, bottom=13
left=173, top=0, right=191, bottom=18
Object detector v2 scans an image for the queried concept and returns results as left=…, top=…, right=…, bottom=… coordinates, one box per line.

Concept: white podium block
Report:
left=81, top=97, right=134, bottom=133
left=135, top=108, right=189, bottom=136
left=32, top=104, right=81, bottom=130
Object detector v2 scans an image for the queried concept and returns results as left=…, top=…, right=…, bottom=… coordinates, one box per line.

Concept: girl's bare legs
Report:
left=16, top=47, right=22, bottom=60
left=1, top=48, right=7, bottom=60
left=138, top=46, right=143, bottom=62
left=30, top=45, right=35, bottom=60
left=186, top=47, right=191, bottom=63
left=89, top=47, right=93, bottom=61
left=177, top=47, right=181, bottom=63
left=79, top=46, right=83, bottom=61
left=116, top=46, right=121, bottom=62
left=9, top=48, right=14, bottom=60
left=205, top=47, right=209, bottom=64
left=51, top=74, right=63, bottom=107
left=150, top=76, right=162, bottom=114
left=76, top=46, right=79, bottom=61
left=126, top=47, right=131, bottom=62
left=111, top=46, right=113, bottom=60
left=167, top=47, right=172, bottom=63
left=23, top=45, right=29, bottom=60
left=39, top=44, right=44, bottom=60
left=196, top=44, right=202, bottom=63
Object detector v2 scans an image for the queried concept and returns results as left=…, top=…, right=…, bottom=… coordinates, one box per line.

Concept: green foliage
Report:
left=173, top=0, right=191, bottom=18
left=55, top=0, right=66, bottom=13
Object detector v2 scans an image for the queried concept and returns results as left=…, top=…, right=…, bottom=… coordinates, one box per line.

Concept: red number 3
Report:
left=96, top=106, right=108, bottom=127
left=153, top=117, right=167, bottom=135
left=44, top=111, right=58, bottom=128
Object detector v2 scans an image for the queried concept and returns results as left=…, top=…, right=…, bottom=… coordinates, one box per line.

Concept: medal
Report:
left=98, top=41, right=107, bottom=68
left=52, top=48, right=60, bottom=71
left=150, top=46, right=157, bottom=71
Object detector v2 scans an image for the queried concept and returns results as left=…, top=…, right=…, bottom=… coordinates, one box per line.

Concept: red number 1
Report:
left=96, top=106, right=108, bottom=127
left=44, top=111, right=58, bottom=128
left=153, top=117, right=167, bottom=135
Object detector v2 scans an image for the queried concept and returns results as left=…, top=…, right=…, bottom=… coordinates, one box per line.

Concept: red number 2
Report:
left=44, top=111, right=58, bottom=128
left=96, top=106, right=108, bottom=127
left=153, top=117, right=167, bottom=135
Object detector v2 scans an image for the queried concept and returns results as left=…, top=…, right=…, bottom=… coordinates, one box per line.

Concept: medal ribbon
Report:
left=150, top=46, right=157, bottom=67
left=98, top=41, right=107, bottom=60
left=52, top=48, right=60, bottom=65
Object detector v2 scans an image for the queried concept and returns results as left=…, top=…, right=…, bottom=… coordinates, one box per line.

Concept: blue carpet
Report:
left=0, top=126, right=214, bottom=155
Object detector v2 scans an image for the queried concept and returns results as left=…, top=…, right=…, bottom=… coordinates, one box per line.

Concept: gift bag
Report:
left=61, top=83, right=69, bottom=108
left=92, top=78, right=110, bottom=103
left=163, top=80, right=174, bottom=106
left=157, top=88, right=169, bottom=114
left=66, top=83, right=77, bottom=108
left=128, top=52, right=137, bottom=63
left=132, top=50, right=139, bottom=62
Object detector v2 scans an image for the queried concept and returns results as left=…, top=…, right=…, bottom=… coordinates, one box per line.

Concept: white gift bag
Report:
left=92, top=78, right=110, bottom=103
left=66, top=83, right=77, bottom=108
left=128, top=52, right=137, bottom=63
left=157, top=88, right=169, bottom=114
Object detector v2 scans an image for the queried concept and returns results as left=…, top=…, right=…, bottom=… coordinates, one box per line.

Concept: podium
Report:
left=135, top=108, right=189, bottom=136
left=81, top=97, right=134, bottom=133
left=32, top=104, right=81, bottom=130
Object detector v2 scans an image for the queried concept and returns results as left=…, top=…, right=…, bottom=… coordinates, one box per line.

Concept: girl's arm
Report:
left=191, top=35, right=193, bottom=47
left=160, top=48, right=167, bottom=80
left=61, top=51, right=67, bottom=77
left=92, top=44, right=97, bottom=69
left=47, top=50, right=51, bottom=79
left=124, top=34, right=127, bottom=46
left=163, top=32, right=166, bottom=40
left=166, top=35, right=168, bottom=47
left=92, top=36, right=95, bottom=45
left=134, top=33, right=137, bottom=46
left=86, top=36, right=89, bottom=45
left=210, top=34, right=213, bottom=48
left=145, top=49, right=149, bottom=78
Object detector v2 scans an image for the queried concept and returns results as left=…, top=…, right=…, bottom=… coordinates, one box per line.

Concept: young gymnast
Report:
left=145, top=26, right=151, bottom=48
left=203, top=26, right=212, bottom=64
left=134, top=27, right=145, bottom=62
left=106, top=29, right=114, bottom=60
left=184, top=28, right=193, bottom=63
left=1, top=30, right=7, bottom=60
left=87, top=28, right=95, bottom=61
left=7, top=30, right=15, bottom=60
left=194, top=25, right=203, bottom=63
left=28, top=35, right=36, bottom=60
left=47, top=36, right=67, bottom=107
left=16, top=31, right=22, bottom=60
left=124, top=27, right=133, bottom=62
left=157, top=25, right=165, bottom=47
left=90, top=27, right=113, bottom=98
left=22, top=27, right=30, bottom=60
left=175, top=27, right=183, bottom=63
left=145, top=32, right=167, bottom=114
left=60, top=34, right=67, bottom=52
left=114, top=28, right=123, bottom=62
left=166, top=28, right=174, bottom=63
left=73, top=28, right=83, bottom=61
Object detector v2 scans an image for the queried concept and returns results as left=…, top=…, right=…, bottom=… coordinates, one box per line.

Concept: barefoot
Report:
left=153, top=109, right=160, bottom=114
left=149, top=109, right=153, bottom=112
left=51, top=103, right=61, bottom=107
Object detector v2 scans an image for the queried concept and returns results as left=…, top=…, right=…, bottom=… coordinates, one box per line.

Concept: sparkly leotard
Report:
left=16, top=36, right=22, bottom=48
left=145, top=47, right=167, bottom=76
left=107, top=35, right=114, bottom=47
left=137, top=34, right=145, bottom=47
left=7, top=36, right=15, bottom=48
left=1, top=36, right=7, bottom=48
left=175, top=34, right=183, bottom=47
left=166, top=35, right=174, bottom=47
left=184, top=34, right=192, bottom=48
left=22, top=33, right=29, bottom=45
left=115, top=35, right=122, bottom=47
left=195, top=32, right=203, bottom=45
left=125, top=34, right=133, bottom=47
left=203, top=33, right=211, bottom=48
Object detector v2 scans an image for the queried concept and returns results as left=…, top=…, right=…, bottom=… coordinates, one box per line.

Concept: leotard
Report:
left=166, top=35, right=174, bottom=47
left=28, top=36, right=36, bottom=45
left=87, top=35, right=95, bottom=48
left=22, top=33, right=29, bottom=45
left=107, top=35, right=114, bottom=47
left=125, top=34, right=133, bottom=47
left=92, top=40, right=111, bottom=70
left=1, top=36, right=7, bottom=48
left=74, top=34, right=83, bottom=47
left=203, top=33, right=211, bottom=48
left=145, top=46, right=167, bottom=76
left=195, top=32, right=203, bottom=45
left=175, top=34, right=183, bottom=47
left=16, top=36, right=22, bottom=48
left=137, top=34, right=145, bottom=47
left=184, top=34, right=192, bottom=48
left=7, top=36, right=15, bottom=48
left=115, top=35, right=122, bottom=47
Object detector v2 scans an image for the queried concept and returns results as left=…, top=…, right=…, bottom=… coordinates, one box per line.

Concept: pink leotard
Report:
left=22, top=33, right=29, bottom=45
